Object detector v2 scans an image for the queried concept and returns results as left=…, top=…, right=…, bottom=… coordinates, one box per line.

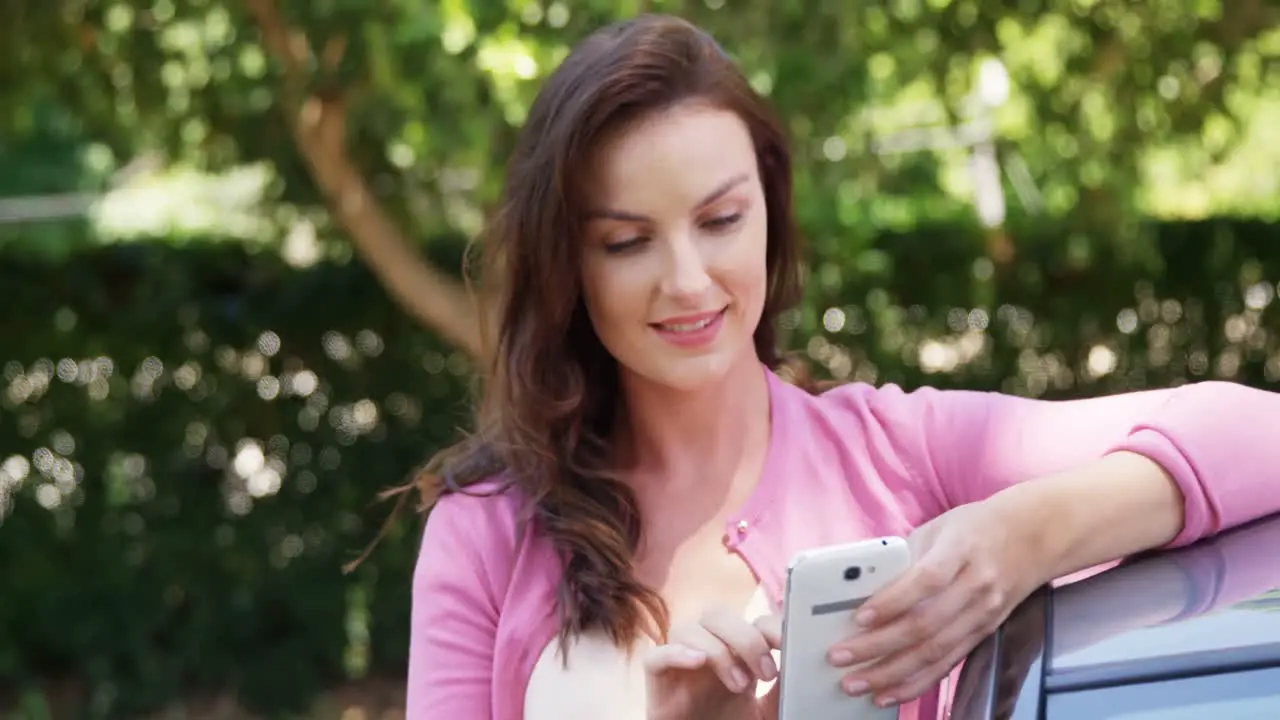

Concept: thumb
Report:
left=753, top=613, right=783, bottom=649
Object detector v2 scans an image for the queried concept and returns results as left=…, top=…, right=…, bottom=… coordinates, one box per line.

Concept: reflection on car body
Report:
left=952, top=513, right=1280, bottom=720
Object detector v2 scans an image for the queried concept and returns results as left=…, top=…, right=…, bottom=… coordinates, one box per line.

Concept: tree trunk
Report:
left=245, top=0, right=484, bottom=359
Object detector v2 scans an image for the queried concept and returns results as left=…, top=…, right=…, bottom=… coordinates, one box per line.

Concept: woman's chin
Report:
left=628, top=346, right=756, bottom=394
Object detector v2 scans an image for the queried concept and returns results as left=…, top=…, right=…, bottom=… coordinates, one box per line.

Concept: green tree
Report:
left=2, top=0, right=1276, bottom=356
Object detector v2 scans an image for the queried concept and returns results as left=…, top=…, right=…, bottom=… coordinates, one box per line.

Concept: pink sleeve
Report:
left=861, top=380, right=1280, bottom=547
left=406, top=493, right=499, bottom=717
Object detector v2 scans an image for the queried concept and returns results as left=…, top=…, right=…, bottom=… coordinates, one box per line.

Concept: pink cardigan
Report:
left=407, top=368, right=1280, bottom=719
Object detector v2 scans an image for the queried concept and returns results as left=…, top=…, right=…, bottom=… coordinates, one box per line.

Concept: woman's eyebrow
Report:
left=585, top=172, right=750, bottom=222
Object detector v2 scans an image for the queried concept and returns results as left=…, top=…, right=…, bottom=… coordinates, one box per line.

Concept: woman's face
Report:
left=580, top=101, right=769, bottom=392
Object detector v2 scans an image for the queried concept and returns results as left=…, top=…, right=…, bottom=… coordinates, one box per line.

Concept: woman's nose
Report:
left=660, top=234, right=713, bottom=300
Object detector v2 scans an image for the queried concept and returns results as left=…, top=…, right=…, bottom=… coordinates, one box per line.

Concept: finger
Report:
left=700, top=609, right=779, bottom=682
left=672, top=621, right=755, bottom=693
left=752, top=613, right=783, bottom=649
left=830, top=574, right=973, bottom=666
left=642, top=643, right=709, bottom=674
left=842, top=609, right=984, bottom=697
left=872, top=638, right=975, bottom=707
left=837, top=561, right=1003, bottom=695
left=855, top=555, right=963, bottom=628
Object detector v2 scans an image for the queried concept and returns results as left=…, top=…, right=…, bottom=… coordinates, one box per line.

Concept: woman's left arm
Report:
left=827, top=379, right=1280, bottom=706
left=871, top=379, right=1280, bottom=551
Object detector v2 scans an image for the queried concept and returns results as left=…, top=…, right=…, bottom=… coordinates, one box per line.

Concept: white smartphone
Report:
left=777, top=536, right=912, bottom=720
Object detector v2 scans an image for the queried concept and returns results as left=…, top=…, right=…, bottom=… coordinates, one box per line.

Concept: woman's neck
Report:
left=617, top=351, right=771, bottom=489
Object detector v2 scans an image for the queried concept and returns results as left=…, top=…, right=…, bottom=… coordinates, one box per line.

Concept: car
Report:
left=951, top=513, right=1280, bottom=720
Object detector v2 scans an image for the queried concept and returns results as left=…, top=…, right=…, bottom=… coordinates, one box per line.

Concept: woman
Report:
left=404, top=14, right=1280, bottom=720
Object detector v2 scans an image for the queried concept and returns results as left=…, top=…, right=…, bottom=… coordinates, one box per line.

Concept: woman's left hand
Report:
left=825, top=497, right=1048, bottom=708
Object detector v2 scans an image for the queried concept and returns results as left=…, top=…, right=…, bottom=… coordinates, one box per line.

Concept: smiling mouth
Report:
left=651, top=307, right=728, bottom=333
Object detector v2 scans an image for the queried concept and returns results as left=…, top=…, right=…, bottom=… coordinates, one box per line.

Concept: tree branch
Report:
left=1209, top=0, right=1277, bottom=47
left=245, top=0, right=483, bottom=358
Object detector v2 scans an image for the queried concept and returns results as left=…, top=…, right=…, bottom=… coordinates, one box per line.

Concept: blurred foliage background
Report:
left=1, top=0, right=1278, bottom=717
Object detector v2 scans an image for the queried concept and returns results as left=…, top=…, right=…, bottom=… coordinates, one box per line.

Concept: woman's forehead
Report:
left=587, top=104, right=758, bottom=213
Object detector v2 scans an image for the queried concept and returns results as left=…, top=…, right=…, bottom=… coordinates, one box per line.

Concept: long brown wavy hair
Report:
left=388, top=14, right=804, bottom=656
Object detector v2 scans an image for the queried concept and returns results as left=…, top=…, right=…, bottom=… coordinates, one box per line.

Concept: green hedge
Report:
left=1, top=220, right=1277, bottom=717
left=0, top=243, right=472, bottom=717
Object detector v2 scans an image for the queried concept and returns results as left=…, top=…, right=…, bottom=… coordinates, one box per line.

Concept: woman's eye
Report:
left=604, top=236, right=648, bottom=255
left=703, top=212, right=743, bottom=231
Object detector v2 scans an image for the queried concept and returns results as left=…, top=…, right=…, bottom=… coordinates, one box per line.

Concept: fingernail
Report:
left=829, top=649, right=854, bottom=665
left=876, top=696, right=898, bottom=708
left=855, top=609, right=876, bottom=625
left=682, top=647, right=706, bottom=661
left=843, top=678, right=869, bottom=695
left=760, top=655, right=778, bottom=680
left=731, top=668, right=750, bottom=691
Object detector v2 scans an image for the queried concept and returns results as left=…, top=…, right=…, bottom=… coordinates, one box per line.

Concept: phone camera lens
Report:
left=843, top=566, right=861, bottom=581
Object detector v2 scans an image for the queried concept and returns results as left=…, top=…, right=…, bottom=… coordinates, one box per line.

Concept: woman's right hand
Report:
left=643, top=609, right=782, bottom=720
